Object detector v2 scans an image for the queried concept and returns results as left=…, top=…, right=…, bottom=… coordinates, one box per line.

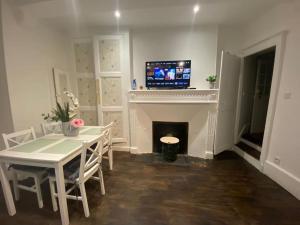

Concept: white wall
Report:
left=131, top=26, right=218, bottom=89
left=1, top=0, right=73, bottom=136
left=0, top=0, right=13, bottom=149
left=228, top=1, right=300, bottom=199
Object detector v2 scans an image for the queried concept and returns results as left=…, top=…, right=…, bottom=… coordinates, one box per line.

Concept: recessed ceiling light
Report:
left=193, top=5, right=200, bottom=13
left=115, top=10, right=121, bottom=18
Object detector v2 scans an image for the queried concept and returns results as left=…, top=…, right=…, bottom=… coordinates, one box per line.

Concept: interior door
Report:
left=214, top=51, right=241, bottom=154
left=93, top=35, right=127, bottom=143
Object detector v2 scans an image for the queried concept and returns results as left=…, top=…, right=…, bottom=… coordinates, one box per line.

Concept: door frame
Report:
left=234, top=31, right=287, bottom=167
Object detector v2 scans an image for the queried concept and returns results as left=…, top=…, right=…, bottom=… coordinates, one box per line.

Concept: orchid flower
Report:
left=63, top=91, right=79, bottom=113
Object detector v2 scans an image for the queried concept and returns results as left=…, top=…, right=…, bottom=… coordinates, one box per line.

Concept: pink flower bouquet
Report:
left=70, top=118, right=84, bottom=128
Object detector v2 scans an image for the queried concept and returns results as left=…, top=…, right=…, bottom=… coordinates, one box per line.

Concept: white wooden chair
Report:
left=48, top=134, right=106, bottom=217
left=41, top=121, right=62, bottom=135
left=2, top=127, right=48, bottom=208
left=101, top=122, right=114, bottom=170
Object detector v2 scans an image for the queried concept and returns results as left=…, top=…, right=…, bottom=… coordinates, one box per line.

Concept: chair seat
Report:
left=11, top=164, right=48, bottom=175
left=49, top=158, right=81, bottom=182
left=49, top=147, right=100, bottom=183
left=91, top=142, right=108, bottom=149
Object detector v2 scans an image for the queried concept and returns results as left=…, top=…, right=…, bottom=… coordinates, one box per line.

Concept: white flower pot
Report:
left=209, top=82, right=216, bottom=89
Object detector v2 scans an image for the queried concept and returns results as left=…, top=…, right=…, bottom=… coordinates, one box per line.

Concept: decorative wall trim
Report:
left=206, top=110, right=217, bottom=158
left=264, top=161, right=300, bottom=200
left=128, top=89, right=219, bottom=104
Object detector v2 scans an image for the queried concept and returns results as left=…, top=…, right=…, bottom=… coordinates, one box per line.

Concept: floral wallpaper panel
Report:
left=74, top=42, right=94, bottom=73
left=103, top=111, right=123, bottom=138
left=77, top=78, right=97, bottom=106
left=80, top=110, right=98, bottom=126
left=99, top=39, right=121, bottom=72
left=101, top=77, right=122, bottom=106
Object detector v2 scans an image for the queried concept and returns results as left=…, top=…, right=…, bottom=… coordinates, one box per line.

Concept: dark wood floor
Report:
left=1, top=151, right=300, bottom=225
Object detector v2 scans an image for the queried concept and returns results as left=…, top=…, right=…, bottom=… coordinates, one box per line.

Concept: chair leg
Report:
left=33, top=176, right=43, bottom=208
left=79, top=183, right=90, bottom=217
left=98, top=167, right=105, bottom=195
left=12, top=171, right=20, bottom=201
left=108, top=147, right=113, bottom=170
left=49, top=179, right=58, bottom=212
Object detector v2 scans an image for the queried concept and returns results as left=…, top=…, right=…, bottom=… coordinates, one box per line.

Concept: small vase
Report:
left=62, top=122, right=79, bottom=137
left=209, top=82, right=216, bottom=89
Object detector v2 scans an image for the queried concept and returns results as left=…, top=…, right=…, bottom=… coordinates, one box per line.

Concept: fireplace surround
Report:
left=128, top=89, right=218, bottom=159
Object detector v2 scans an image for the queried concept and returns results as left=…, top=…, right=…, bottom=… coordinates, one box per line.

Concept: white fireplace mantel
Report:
left=128, top=89, right=218, bottom=159
left=128, top=89, right=219, bottom=104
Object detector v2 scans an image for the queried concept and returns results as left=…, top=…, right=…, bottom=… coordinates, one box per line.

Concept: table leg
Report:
left=55, top=163, right=69, bottom=225
left=0, top=162, right=16, bottom=215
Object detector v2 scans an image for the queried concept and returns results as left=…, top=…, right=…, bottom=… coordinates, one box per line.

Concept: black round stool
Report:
left=160, top=136, right=180, bottom=162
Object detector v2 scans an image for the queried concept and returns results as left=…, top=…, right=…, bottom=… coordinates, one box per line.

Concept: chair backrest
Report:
left=78, top=134, right=105, bottom=182
left=2, top=127, right=36, bottom=149
left=41, top=121, right=62, bottom=135
left=101, top=122, right=114, bottom=149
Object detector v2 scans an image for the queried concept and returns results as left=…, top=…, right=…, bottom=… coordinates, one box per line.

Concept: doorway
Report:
left=236, top=47, right=276, bottom=159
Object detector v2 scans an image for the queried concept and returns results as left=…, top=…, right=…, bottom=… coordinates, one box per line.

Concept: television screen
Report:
left=146, top=60, right=191, bottom=88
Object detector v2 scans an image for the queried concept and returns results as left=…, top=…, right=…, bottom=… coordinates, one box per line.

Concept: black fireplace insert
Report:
left=152, top=121, right=188, bottom=154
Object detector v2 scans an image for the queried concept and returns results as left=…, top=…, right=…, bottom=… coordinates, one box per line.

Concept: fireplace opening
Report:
left=152, top=121, right=188, bottom=154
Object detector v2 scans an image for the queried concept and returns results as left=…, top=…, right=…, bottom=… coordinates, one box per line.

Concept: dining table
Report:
left=0, top=126, right=104, bottom=225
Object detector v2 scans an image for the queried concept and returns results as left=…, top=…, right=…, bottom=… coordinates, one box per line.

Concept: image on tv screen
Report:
left=146, top=60, right=191, bottom=88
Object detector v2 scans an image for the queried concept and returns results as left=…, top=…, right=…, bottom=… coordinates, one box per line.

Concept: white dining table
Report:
left=0, top=126, right=103, bottom=225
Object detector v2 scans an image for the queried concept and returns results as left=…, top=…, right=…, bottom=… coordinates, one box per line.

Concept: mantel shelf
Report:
left=128, top=100, right=218, bottom=104
left=128, top=89, right=219, bottom=104
left=128, top=89, right=219, bottom=93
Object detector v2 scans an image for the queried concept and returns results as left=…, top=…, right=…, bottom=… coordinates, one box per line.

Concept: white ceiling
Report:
left=12, top=0, right=288, bottom=31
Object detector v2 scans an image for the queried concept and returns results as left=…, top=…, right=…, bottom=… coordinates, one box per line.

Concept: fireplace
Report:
left=152, top=121, right=189, bottom=154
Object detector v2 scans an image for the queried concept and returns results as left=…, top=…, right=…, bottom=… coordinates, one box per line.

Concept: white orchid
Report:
left=63, top=91, right=79, bottom=113
left=42, top=91, right=80, bottom=122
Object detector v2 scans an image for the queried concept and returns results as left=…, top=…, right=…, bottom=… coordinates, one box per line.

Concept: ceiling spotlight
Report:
left=115, top=10, right=121, bottom=18
left=193, top=5, right=200, bottom=13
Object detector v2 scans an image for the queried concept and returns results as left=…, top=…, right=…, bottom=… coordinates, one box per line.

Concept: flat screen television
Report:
left=145, top=60, right=191, bottom=88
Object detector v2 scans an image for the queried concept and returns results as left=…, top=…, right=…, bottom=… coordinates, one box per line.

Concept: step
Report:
left=236, top=142, right=261, bottom=160
left=240, top=138, right=262, bottom=152
left=242, top=133, right=263, bottom=146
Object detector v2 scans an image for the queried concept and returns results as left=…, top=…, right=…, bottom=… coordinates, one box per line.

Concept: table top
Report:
left=160, top=136, right=180, bottom=144
left=0, top=126, right=103, bottom=164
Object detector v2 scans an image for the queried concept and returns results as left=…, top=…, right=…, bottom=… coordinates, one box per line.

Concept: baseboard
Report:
left=129, top=146, right=138, bottom=154
left=232, top=145, right=262, bottom=171
left=263, top=161, right=300, bottom=200
left=112, top=146, right=130, bottom=152
left=205, top=151, right=214, bottom=159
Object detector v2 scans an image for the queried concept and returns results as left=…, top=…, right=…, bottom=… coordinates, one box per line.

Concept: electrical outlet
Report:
left=274, top=157, right=281, bottom=165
